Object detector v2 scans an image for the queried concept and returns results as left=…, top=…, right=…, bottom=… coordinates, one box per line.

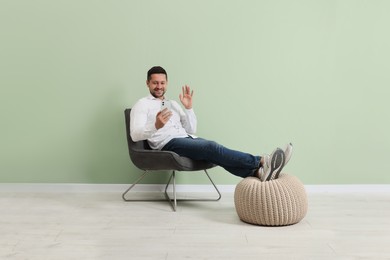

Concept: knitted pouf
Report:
left=234, top=174, right=308, bottom=226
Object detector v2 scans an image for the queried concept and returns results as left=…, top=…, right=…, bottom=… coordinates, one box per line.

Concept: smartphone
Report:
left=161, top=100, right=172, bottom=111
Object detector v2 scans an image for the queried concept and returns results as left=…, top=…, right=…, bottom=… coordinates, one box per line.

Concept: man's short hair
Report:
left=147, top=66, right=168, bottom=81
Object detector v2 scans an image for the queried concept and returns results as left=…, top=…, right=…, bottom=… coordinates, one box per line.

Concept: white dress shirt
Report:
left=130, top=94, right=197, bottom=150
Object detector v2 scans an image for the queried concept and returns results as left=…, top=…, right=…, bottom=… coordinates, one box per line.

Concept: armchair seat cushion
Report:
left=130, top=149, right=215, bottom=171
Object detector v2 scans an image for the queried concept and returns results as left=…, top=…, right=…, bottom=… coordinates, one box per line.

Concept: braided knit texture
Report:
left=234, top=174, right=308, bottom=226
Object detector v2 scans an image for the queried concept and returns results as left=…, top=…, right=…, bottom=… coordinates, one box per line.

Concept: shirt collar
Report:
left=147, top=94, right=169, bottom=101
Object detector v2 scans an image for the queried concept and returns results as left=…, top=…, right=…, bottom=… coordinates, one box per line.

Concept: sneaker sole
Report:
left=265, top=149, right=286, bottom=181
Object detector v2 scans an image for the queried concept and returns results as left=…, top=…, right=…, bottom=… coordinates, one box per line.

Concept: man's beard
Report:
left=150, top=88, right=165, bottom=98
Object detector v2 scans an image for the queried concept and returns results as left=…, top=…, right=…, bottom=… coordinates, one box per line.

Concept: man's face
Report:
left=147, top=74, right=167, bottom=100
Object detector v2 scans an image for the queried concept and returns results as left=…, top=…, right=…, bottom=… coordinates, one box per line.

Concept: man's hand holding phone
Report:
left=161, top=100, right=172, bottom=111
left=155, top=101, right=172, bottom=129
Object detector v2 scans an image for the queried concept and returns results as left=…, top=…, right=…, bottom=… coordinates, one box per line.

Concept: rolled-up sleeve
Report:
left=171, top=101, right=197, bottom=135
left=182, top=108, right=197, bottom=134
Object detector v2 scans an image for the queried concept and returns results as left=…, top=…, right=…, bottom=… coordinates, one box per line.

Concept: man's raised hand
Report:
left=179, top=85, right=194, bottom=109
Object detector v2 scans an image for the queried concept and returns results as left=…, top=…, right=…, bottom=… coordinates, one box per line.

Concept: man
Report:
left=130, top=66, right=293, bottom=181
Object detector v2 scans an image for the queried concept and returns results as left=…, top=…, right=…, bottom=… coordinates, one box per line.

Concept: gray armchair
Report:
left=122, top=108, right=221, bottom=211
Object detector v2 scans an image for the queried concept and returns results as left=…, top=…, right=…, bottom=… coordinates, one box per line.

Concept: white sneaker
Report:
left=258, top=154, right=270, bottom=181
left=283, top=143, right=293, bottom=167
left=260, top=148, right=285, bottom=181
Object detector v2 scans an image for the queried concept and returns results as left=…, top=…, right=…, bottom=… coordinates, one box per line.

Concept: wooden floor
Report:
left=1, top=188, right=390, bottom=260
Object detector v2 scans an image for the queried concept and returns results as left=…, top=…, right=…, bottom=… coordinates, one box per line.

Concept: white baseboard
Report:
left=304, top=184, right=390, bottom=193
left=0, top=183, right=235, bottom=193
left=0, top=183, right=389, bottom=193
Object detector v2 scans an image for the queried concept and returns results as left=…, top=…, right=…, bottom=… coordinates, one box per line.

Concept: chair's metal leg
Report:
left=125, top=169, right=220, bottom=211
left=122, top=171, right=149, bottom=201
left=203, top=169, right=222, bottom=201
left=123, top=170, right=177, bottom=212
left=164, top=171, right=177, bottom=212
left=173, top=171, right=177, bottom=210
left=164, top=169, right=221, bottom=211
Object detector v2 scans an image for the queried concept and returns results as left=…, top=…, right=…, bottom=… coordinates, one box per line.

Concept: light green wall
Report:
left=1, top=0, right=389, bottom=185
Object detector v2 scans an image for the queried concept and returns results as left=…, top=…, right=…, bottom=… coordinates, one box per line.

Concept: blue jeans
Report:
left=162, top=137, right=261, bottom=178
